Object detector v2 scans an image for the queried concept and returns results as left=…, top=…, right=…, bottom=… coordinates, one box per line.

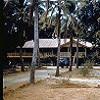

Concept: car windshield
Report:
left=59, top=57, right=67, bottom=60
left=59, top=58, right=63, bottom=60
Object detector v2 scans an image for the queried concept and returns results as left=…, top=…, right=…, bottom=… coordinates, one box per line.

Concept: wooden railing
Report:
left=60, top=52, right=70, bottom=56
left=7, top=52, right=86, bottom=58
left=60, top=52, right=85, bottom=58
left=7, top=52, right=55, bottom=58
left=7, top=52, right=33, bottom=57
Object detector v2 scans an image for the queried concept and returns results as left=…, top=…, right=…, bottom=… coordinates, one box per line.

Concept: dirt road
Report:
left=3, top=66, right=100, bottom=88
left=3, top=67, right=67, bottom=88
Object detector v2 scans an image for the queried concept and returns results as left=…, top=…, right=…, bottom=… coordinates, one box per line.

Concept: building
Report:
left=7, top=39, right=93, bottom=65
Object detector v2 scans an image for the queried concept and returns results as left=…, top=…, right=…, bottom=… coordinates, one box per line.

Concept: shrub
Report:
left=84, top=60, right=94, bottom=69
left=80, top=60, right=94, bottom=76
left=80, top=66, right=89, bottom=77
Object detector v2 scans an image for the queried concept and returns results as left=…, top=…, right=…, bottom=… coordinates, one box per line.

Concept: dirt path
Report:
left=3, top=68, right=67, bottom=88
left=4, top=78, right=100, bottom=100
left=3, top=67, right=100, bottom=100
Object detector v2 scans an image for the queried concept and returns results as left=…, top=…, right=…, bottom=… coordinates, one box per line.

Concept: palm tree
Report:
left=3, top=0, right=30, bottom=71
left=29, top=0, right=50, bottom=83
left=55, top=4, right=61, bottom=76
left=30, top=0, right=39, bottom=83
left=76, top=35, right=79, bottom=68
left=40, top=0, right=76, bottom=73
left=19, top=19, right=25, bottom=71
left=69, top=27, right=73, bottom=71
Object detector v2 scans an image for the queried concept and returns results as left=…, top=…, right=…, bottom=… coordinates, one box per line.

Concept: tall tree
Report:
left=55, top=3, right=61, bottom=76
left=76, top=0, right=100, bottom=63
left=69, top=28, right=73, bottom=71
left=30, top=0, right=39, bottom=83
left=76, top=34, right=79, bottom=68
left=39, top=0, right=76, bottom=72
left=77, top=0, right=100, bottom=47
left=19, top=19, right=25, bottom=71
left=3, top=0, right=30, bottom=71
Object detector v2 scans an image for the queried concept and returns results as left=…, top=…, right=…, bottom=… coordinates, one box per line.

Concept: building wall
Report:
left=7, top=46, right=87, bottom=66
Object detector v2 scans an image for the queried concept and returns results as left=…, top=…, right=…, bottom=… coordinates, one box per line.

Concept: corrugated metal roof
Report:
left=76, top=40, right=92, bottom=48
left=22, top=39, right=92, bottom=48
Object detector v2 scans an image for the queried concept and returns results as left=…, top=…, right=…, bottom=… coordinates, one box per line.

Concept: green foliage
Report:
left=80, top=60, right=94, bottom=76
left=83, top=60, right=94, bottom=69
left=76, top=0, right=100, bottom=46
left=3, top=0, right=30, bottom=50
left=85, top=52, right=100, bottom=65
left=66, top=0, right=75, bottom=13
left=39, top=0, right=76, bottom=38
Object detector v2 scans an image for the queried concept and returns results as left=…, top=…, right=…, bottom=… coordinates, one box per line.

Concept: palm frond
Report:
left=39, top=7, right=53, bottom=24
left=39, top=11, right=48, bottom=23
left=70, top=14, right=81, bottom=34
left=47, top=6, right=56, bottom=28
left=62, top=5, right=69, bottom=16
left=52, top=14, right=59, bottom=38
left=60, top=18, right=67, bottom=33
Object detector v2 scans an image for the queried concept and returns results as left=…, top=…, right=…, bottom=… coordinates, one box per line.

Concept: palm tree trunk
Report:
left=55, top=33, right=60, bottom=76
left=20, top=45, right=24, bottom=71
left=30, top=0, right=38, bottom=83
left=55, top=4, right=61, bottom=76
left=69, top=29, right=73, bottom=71
left=37, top=42, right=41, bottom=68
left=19, top=22, right=24, bottom=72
left=76, top=36, right=79, bottom=68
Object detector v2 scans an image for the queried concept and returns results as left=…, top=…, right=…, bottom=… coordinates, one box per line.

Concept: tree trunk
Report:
left=69, top=29, right=73, bottom=71
left=30, top=0, right=38, bottom=83
left=37, top=41, right=41, bottom=68
left=55, top=4, right=61, bottom=77
left=20, top=44, right=24, bottom=71
left=76, top=36, right=79, bottom=68
left=55, top=33, right=60, bottom=76
left=1, top=1, right=4, bottom=98
left=19, top=21, right=24, bottom=72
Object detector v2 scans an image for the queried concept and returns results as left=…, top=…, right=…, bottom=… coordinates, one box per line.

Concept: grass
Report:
left=60, top=67, right=100, bottom=79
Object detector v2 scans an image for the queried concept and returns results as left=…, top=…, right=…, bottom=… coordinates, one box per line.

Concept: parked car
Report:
left=59, top=56, right=69, bottom=68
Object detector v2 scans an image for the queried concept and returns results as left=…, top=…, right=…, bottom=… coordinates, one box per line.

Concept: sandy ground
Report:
left=4, top=78, right=100, bottom=100
left=3, top=67, right=100, bottom=100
